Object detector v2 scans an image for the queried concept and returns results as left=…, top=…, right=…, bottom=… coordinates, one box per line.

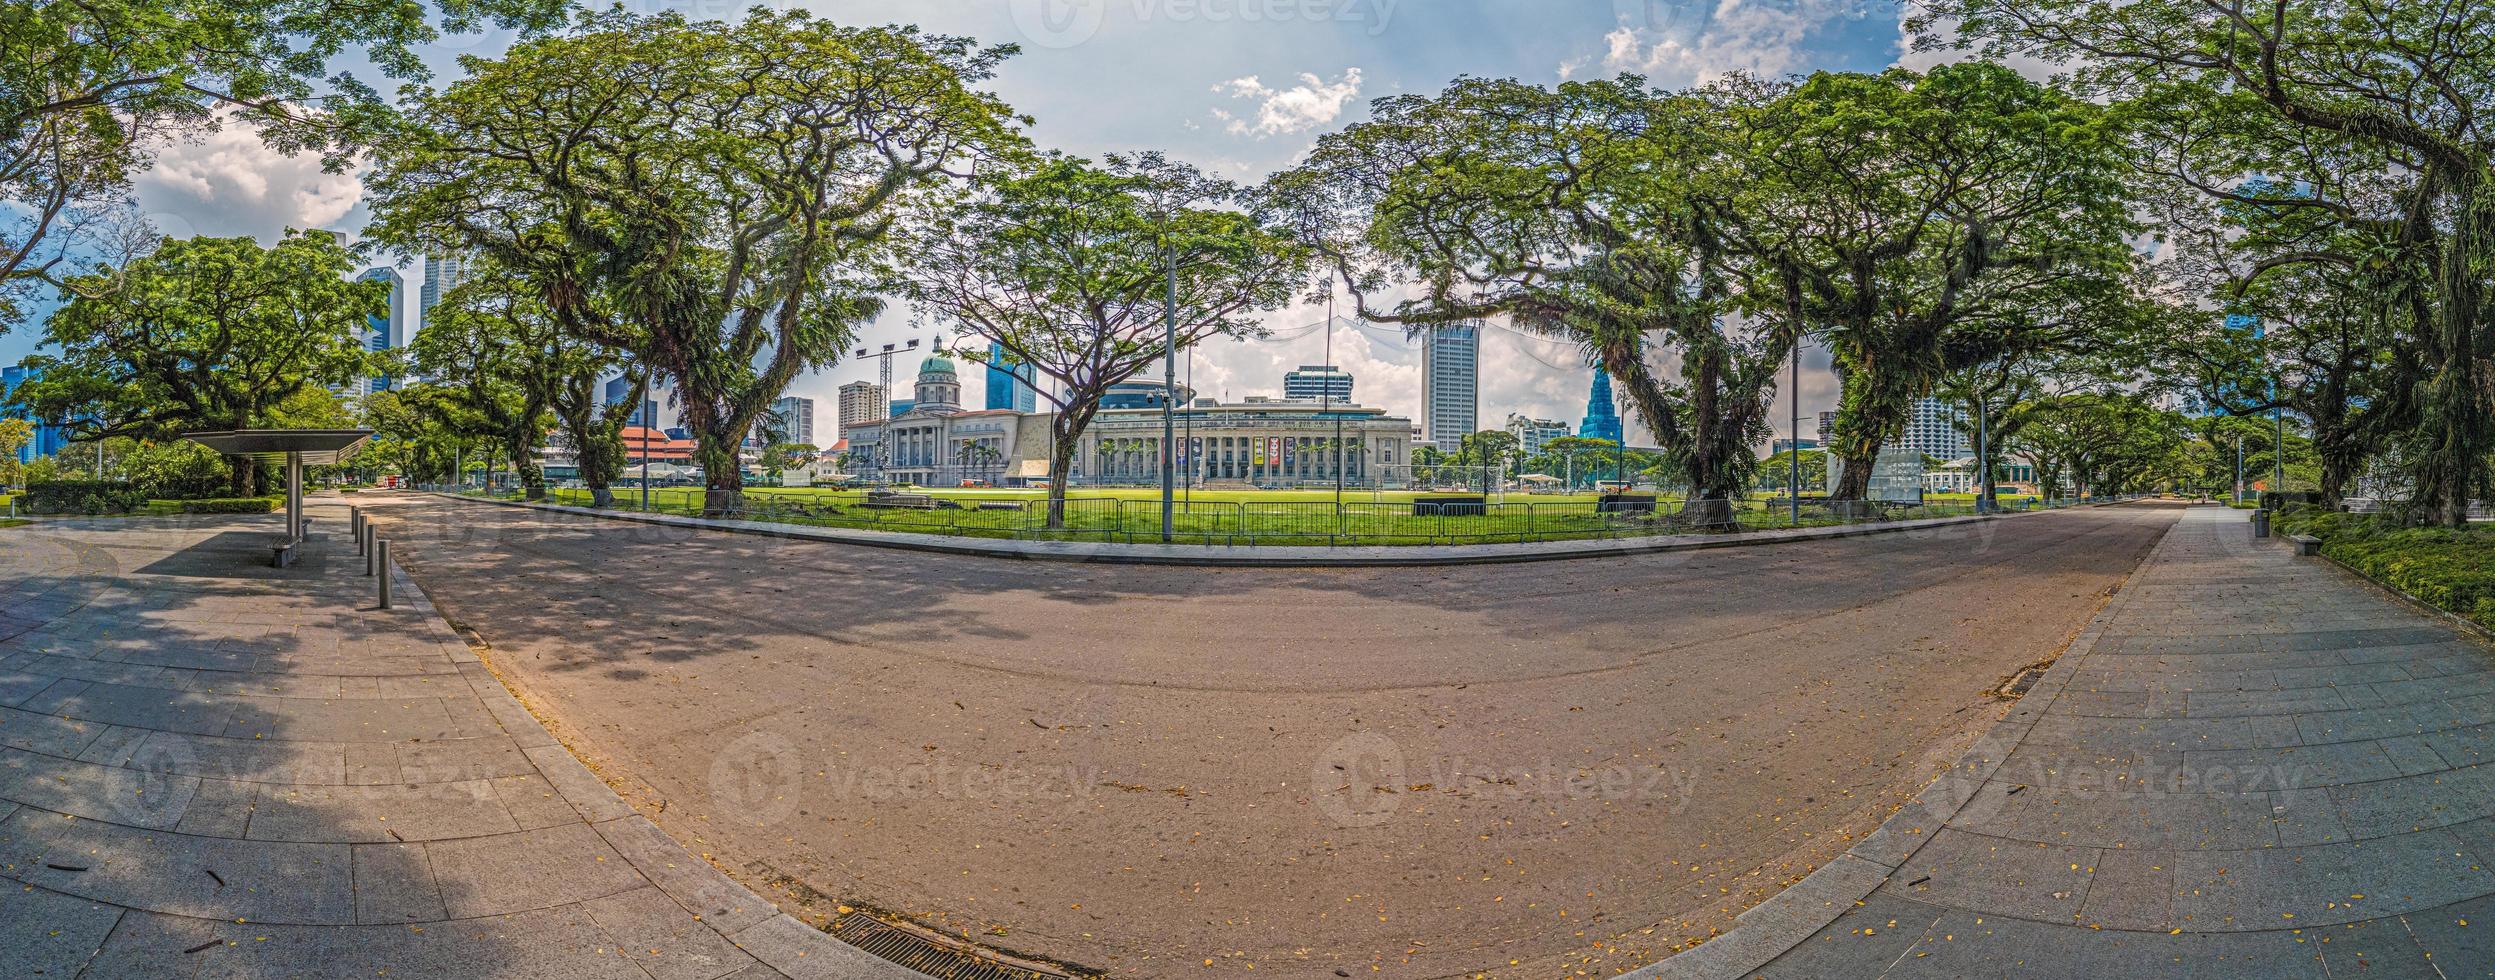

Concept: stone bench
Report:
left=858, top=494, right=939, bottom=510
left=975, top=502, right=1025, bottom=511
left=2288, top=533, right=2323, bottom=557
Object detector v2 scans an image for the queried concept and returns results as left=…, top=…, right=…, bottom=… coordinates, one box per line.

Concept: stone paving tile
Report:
left=0, top=505, right=894, bottom=978
left=1721, top=507, right=2495, bottom=979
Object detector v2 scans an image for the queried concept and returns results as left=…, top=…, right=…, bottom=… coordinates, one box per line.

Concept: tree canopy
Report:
left=369, top=7, right=1026, bottom=514
left=3, top=230, right=380, bottom=493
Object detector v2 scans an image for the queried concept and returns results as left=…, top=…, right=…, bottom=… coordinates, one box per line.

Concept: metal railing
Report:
left=414, top=483, right=2101, bottom=547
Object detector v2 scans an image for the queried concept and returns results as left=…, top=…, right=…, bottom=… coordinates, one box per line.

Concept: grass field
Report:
left=508, top=484, right=1993, bottom=546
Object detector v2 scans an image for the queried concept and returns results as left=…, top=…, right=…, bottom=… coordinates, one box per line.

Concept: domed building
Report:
left=842, top=352, right=1043, bottom=485
left=911, top=354, right=963, bottom=415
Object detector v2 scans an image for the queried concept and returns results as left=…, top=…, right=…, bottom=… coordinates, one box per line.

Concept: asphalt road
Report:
left=359, top=495, right=2181, bottom=978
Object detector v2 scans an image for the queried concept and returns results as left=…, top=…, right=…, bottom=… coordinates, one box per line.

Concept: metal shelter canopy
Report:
left=181, top=429, right=373, bottom=552
left=181, top=429, right=373, bottom=466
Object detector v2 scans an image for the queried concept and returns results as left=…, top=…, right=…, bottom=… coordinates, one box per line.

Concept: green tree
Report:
left=2007, top=393, right=2191, bottom=498
left=407, top=274, right=604, bottom=500
left=1737, top=62, right=2140, bottom=501
left=1279, top=76, right=1785, bottom=518
left=0, top=417, right=29, bottom=486
left=370, top=8, right=1024, bottom=516
left=1758, top=449, right=1828, bottom=493
left=0, top=0, right=565, bottom=330
left=1538, top=435, right=1619, bottom=490
left=896, top=154, right=1309, bottom=526
left=5, top=231, right=380, bottom=494
left=1928, top=0, right=2495, bottom=524
left=360, top=388, right=468, bottom=486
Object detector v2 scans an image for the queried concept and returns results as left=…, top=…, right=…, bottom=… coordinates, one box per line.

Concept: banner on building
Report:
left=1282, top=439, right=1295, bottom=469
left=1253, top=441, right=1265, bottom=466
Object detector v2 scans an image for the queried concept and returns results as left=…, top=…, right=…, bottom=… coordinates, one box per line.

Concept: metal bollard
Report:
left=352, top=510, right=365, bottom=554
left=376, top=539, right=393, bottom=609
left=364, top=524, right=378, bottom=576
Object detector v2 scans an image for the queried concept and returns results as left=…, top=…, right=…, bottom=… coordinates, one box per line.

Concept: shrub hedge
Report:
left=20, top=481, right=148, bottom=515
left=2275, top=505, right=2495, bottom=628
left=176, top=498, right=281, bottom=514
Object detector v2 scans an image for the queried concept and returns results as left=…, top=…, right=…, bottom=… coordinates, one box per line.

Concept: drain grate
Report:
left=1999, top=667, right=2046, bottom=699
left=829, top=912, right=1074, bottom=980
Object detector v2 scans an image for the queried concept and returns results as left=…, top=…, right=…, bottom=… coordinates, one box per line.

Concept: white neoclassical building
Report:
left=1072, top=388, right=1413, bottom=488
left=845, top=362, right=1415, bottom=489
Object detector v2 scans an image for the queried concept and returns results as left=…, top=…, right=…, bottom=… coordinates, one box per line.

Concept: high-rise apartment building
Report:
left=1816, top=410, right=1836, bottom=449
left=769, top=395, right=816, bottom=446
left=1505, top=414, right=1570, bottom=456
left=1419, top=323, right=1478, bottom=453
left=1900, top=397, right=1970, bottom=461
left=1283, top=365, right=1354, bottom=402
left=837, top=381, right=886, bottom=437
left=983, top=342, right=1038, bottom=413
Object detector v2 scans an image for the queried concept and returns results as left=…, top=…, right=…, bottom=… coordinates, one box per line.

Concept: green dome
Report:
left=919, top=354, right=957, bottom=375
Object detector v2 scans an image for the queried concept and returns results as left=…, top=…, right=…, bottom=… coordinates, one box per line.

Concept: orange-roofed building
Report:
left=621, top=426, right=698, bottom=465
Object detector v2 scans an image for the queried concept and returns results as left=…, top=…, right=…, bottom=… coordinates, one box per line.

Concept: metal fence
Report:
left=420, top=484, right=2148, bottom=547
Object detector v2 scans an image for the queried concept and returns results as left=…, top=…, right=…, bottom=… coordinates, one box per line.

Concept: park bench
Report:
left=2287, top=533, right=2323, bottom=557
left=975, top=501, right=1025, bottom=511
left=859, top=493, right=940, bottom=510
left=269, top=517, right=311, bottom=568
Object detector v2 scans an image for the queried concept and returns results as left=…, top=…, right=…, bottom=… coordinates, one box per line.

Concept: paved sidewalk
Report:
left=1651, top=505, right=2495, bottom=978
left=0, top=502, right=910, bottom=979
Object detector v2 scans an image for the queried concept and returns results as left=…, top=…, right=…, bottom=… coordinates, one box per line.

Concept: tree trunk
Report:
left=2398, top=167, right=2490, bottom=525
left=697, top=438, right=742, bottom=516
left=504, top=433, right=546, bottom=501
left=225, top=456, right=258, bottom=497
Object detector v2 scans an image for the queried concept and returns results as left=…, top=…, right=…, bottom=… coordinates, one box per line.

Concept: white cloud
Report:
left=132, top=117, right=364, bottom=241
left=1601, top=0, right=1864, bottom=85
left=1210, top=67, right=1364, bottom=138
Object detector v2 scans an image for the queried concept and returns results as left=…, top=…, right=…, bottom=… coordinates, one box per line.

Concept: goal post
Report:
left=1370, top=464, right=1507, bottom=502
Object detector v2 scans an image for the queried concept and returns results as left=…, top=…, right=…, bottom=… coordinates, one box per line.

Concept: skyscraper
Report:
left=1284, top=365, right=1354, bottom=402
left=1578, top=367, right=1623, bottom=444
left=769, top=395, right=816, bottom=445
left=983, top=342, right=1037, bottom=413
left=1419, top=322, right=1478, bottom=453
left=418, top=254, right=465, bottom=330
left=837, top=381, right=886, bottom=437
left=602, top=375, right=658, bottom=428
left=356, top=267, right=405, bottom=393
left=0, top=366, right=67, bottom=462
left=1816, top=411, right=1836, bottom=449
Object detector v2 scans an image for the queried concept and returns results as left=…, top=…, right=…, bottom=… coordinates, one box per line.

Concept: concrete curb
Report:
left=421, top=492, right=2045, bottom=567
left=1622, top=503, right=2170, bottom=979
left=374, top=509, right=925, bottom=979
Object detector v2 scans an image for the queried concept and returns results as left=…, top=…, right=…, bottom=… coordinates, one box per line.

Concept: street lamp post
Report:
left=1788, top=339, right=1801, bottom=525
left=1160, top=239, right=1177, bottom=543
left=635, top=370, right=651, bottom=511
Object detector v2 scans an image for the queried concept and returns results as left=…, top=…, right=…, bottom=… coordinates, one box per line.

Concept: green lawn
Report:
left=514, top=484, right=1980, bottom=546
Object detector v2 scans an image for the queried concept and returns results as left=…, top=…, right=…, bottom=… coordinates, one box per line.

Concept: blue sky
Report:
left=5, top=0, right=1917, bottom=445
